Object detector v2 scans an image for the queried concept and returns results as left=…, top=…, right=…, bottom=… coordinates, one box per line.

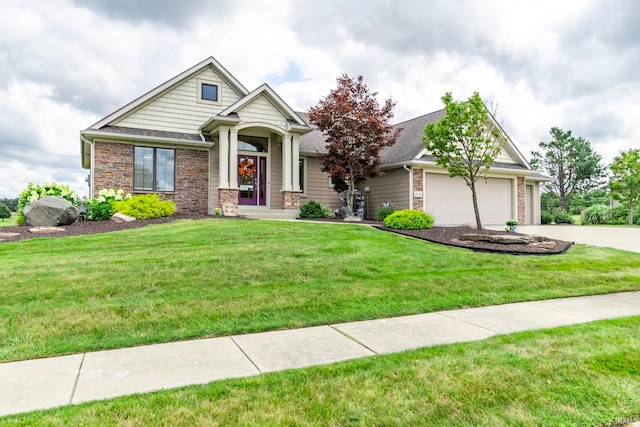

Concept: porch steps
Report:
left=236, top=208, right=299, bottom=220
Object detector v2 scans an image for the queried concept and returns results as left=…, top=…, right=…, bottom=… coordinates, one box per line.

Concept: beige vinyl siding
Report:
left=303, top=157, right=341, bottom=210
left=496, top=147, right=516, bottom=164
left=269, top=134, right=283, bottom=210
left=360, top=168, right=411, bottom=219
left=237, top=95, right=288, bottom=129
left=115, top=67, right=242, bottom=133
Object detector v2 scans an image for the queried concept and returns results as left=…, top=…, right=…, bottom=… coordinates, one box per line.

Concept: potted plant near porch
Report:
left=505, top=219, right=518, bottom=233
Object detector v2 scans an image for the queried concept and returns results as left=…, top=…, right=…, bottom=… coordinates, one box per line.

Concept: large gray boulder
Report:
left=23, top=196, right=79, bottom=226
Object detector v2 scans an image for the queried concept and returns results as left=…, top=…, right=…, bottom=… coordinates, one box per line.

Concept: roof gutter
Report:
left=81, top=130, right=214, bottom=150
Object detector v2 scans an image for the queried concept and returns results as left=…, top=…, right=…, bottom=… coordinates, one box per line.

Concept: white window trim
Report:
left=197, top=78, right=222, bottom=106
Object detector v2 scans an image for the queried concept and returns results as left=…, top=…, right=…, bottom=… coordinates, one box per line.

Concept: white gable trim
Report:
left=89, top=57, right=249, bottom=130
left=219, top=83, right=308, bottom=127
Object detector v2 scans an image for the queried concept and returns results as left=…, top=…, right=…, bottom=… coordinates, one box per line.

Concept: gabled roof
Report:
left=87, top=57, right=249, bottom=130
left=297, top=112, right=329, bottom=153
left=299, top=107, right=534, bottom=171
left=381, top=109, right=446, bottom=165
left=200, top=84, right=311, bottom=133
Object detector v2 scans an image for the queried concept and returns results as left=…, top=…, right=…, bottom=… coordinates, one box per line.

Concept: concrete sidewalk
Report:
left=2, top=291, right=640, bottom=417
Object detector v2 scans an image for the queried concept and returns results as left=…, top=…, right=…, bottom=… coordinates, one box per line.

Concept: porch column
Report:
left=218, top=128, right=229, bottom=188
left=282, top=134, right=292, bottom=191
left=229, top=129, right=238, bottom=189
left=292, top=134, right=300, bottom=192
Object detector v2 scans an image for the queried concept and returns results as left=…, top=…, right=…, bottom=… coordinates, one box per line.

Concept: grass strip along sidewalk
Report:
left=1, top=219, right=640, bottom=363
left=1, top=317, right=638, bottom=426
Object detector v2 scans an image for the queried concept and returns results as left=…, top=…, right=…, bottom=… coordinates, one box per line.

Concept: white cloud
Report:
left=1, top=0, right=639, bottom=199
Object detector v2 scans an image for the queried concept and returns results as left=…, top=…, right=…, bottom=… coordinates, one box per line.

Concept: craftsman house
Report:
left=80, top=56, right=545, bottom=225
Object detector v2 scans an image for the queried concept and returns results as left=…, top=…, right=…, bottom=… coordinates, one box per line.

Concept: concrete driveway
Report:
left=509, top=225, right=640, bottom=253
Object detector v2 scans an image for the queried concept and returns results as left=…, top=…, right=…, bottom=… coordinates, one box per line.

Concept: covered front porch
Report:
left=202, top=122, right=309, bottom=217
left=198, top=83, right=313, bottom=217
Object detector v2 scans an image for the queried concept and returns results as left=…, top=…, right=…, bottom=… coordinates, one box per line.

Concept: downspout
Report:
left=80, top=135, right=94, bottom=199
left=403, top=164, right=413, bottom=210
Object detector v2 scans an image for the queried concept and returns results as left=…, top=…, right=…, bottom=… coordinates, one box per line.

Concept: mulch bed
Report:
left=1, top=215, right=573, bottom=255
left=301, top=218, right=573, bottom=255
left=0, top=214, right=211, bottom=244
left=376, top=226, right=574, bottom=255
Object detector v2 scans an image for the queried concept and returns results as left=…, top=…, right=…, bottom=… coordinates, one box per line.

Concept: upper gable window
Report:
left=201, top=83, right=218, bottom=101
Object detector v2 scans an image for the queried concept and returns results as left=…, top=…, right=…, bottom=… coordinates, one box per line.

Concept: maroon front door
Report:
left=238, top=155, right=267, bottom=206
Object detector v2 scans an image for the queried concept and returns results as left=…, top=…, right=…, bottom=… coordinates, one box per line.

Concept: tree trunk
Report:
left=470, top=180, right=483, bottom=230
left=629, top=204, right=634, bottom=226
left=346, top=172, right=355, bottom=218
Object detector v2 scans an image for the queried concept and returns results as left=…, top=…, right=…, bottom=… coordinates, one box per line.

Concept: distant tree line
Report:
left=532, top=128, right=640, bottom=225
left=0, top=198, right=18, bottom=212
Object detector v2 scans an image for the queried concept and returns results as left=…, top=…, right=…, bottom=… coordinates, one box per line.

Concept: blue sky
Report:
left=1, top=0, right=639, bottom=198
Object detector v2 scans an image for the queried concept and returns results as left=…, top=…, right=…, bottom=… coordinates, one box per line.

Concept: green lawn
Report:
left=2, top=317, right=638, bottom=426
left=1, top=219, right=640, bottom=363
left=0, top=213, right=17, bottom=227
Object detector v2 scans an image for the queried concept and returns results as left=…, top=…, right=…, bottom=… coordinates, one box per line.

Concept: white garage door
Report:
left=424, top=173, right=513, bottom=226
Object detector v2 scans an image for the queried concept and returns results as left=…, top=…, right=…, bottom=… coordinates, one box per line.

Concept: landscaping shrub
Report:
left=581, top=204, right=610, bottom=225
left=608, top=204, right=640, bottom=225
left=299, top=200, right=335, bottom=219
left=377, top=201, right=396, bottom=221
left=112, top=194, right=176, bottom=219
left=86, top=188, right=132, bottom=221
left=17, top=182, right=80, bottom=224
left=553, top=212, right=574, bottom=224
left=384, top=209, right=434, bottom=229
left=540, top=211, right=553, bottom=224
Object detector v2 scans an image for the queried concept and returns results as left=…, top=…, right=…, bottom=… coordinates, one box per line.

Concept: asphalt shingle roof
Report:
left=298, top=109, right=448, bottom=164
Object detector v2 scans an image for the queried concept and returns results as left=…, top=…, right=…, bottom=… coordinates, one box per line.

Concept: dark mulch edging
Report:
left=375, top=226, right=574, bottom=255
left=0, top=214, right=212, bottom=244
left=298, top=218, right=573, bottom=255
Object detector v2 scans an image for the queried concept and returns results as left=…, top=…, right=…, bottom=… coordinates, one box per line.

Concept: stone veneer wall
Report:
left=282, top=191, right=301, bottom=210
left=517, top=176, right=525, bottom=224
left=412, top=168, right=424, bottom=211
left=93, top=142, right=134, bottom=192
left=172, top=148, right=209, bottom=214
left=93, top=141, right=209, bottom=214
left=218, top=189, right=239, bottom=216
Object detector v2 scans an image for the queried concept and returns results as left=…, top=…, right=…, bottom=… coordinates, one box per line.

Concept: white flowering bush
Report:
left=86, top=188, right=132, bottom=221
left=17, top=182, right=80, bottom=224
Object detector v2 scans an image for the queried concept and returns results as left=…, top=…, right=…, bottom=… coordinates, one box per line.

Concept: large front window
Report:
left=134, top=146, right=175, bottom=191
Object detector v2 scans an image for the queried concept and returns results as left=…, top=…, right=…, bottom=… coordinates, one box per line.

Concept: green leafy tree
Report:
left=307, top=74, right=400, bottom=218
left=422, top=92, right=507, bottom=230
left=610, top=148, right=640, bottom=225
left=0, top=198, right=18, bottom=212
left=0, top=204, right=11, bottom=221
left=531, top=127, right=604, bottom=213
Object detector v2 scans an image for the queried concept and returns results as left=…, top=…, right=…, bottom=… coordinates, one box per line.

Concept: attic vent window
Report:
left=201, top=83, right=218, bottom=101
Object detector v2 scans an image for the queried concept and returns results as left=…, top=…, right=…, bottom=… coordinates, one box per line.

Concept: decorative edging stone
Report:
left=373, top=226, right=573, bottom=256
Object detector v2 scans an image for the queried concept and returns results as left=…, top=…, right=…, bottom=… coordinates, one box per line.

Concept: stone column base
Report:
left=218, top=189, right=239, bottom=216
left=282, top=191, right=301, bottom=210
